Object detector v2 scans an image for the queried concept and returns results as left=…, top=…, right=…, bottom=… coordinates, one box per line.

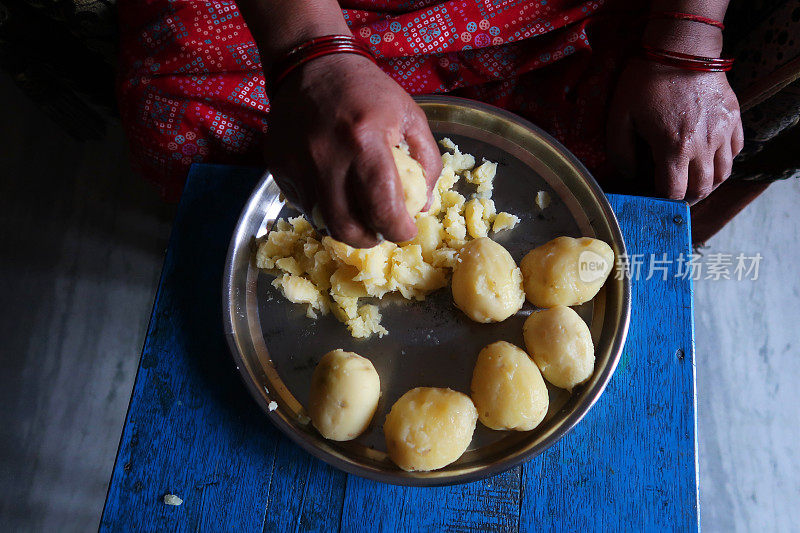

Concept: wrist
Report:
left=271, top=47, right=376, bottom=100
left=237, top=0, right=352, bottom=70
left=280, top=53, right=370, bottom=86
left=266, top=24, right=352, bottom=58
left=257, top=26, right=353, bottom=73
left=643, top=19, right=723, bottom=57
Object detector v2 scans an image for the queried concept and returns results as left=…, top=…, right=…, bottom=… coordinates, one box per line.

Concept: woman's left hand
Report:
left=607, top=24, right=744, bottom=204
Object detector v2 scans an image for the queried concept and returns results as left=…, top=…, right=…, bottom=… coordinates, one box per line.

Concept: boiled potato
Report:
left=329, top=265, right=369, bottom=298
left=464, top=199, right=489, bottom=238
left=441, top=147, right=475, bottom=173
left=441, top=190, right=466, bottom=211
left=271, top=274, right=328, bottom=317
left=443, top=205, right=467, bottom=244
left=346, top=304, right=388, bottom=339
left=492, top=212, right=520, bottom=233
left=470, top=341, right=549, bottom=431
left=523, top=306, right=595, bottom=391
left=519, top=236, right=614, bottom=307
left=451, top=237, right=525, bottom=323
left=389, top=245, right=447, bottom=299
left=384, top=387, right=477, bottom=471
left=406, top=215, right=444, bottom=262
left=308, top=349, right=381, bottom=441
left=392, top=146, right=428, bottom=217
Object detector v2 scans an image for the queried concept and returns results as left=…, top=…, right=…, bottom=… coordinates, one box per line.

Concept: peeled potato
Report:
left=308, top=349, right=381, bottom=441
left=519, top=236, right=614, bottom=307
left=471, top=341, right=549, bottom=431
left=384, top=387, right=477, bottom=471
left=451, top=237, right=525, bottom=323
left=406, top=214, right=444, bottom=262
left=523, top=306, right=595, bottom=391
left=392, top=146, right=428, bottom=217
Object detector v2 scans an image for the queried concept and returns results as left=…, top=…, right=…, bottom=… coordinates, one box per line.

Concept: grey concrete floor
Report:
left=0, top=74, right=175, bottom=530
left=695, top=180, right=800, bottom=532
left=1, top=72, right=798, bottom=531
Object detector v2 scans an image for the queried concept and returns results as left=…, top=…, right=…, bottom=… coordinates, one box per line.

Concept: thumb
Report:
left=402, top=105, right=442, bottom=203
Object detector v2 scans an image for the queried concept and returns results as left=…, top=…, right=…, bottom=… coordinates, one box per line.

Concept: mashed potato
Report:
left=255, top=138, right=520, bottom=337
left=391, top=145, right=428, bottom=218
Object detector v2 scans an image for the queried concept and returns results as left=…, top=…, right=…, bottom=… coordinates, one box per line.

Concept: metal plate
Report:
left=223, top=96, right=631, bottom=486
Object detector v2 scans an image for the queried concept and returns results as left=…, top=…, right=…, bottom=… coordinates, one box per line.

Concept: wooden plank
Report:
left=101, top=165, right=296, bottom=531
left=262, top=438, right=347, bottom=532
left=340, top=467, right=521, bottom=532
left=518, top=195, right=698, bottom=531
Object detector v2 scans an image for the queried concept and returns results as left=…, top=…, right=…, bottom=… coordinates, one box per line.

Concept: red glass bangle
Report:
left=643, top=46, right=733, bottom=67
left=269, top=35, right=375, bottom=94
left=641, top=45, right=733, bottom=72
left=649, top=10, right=725, bottom=30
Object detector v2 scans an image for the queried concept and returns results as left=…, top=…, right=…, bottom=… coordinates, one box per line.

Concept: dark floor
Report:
left=0, top=73, right=174, bottom=531
left=0, top=71, right=798, bottom=531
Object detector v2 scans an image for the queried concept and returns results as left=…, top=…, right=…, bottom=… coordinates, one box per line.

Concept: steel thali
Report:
left=223, top=96, right=631, bottom=486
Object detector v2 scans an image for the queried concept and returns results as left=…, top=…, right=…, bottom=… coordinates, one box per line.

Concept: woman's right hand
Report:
left=265, top=53, right=442, bottom=248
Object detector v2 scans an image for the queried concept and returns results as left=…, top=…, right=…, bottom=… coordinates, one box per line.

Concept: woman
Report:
left=118, top=0, right=742, bottom=248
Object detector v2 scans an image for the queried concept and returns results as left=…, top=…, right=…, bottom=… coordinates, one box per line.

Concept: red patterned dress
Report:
left=118, top=0, right=640, bottom=200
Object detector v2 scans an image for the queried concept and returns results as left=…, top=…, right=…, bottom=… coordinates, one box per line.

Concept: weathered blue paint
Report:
left=521, top=195, right=698, bottom=532
left=101, top=165, right=697, bottom=532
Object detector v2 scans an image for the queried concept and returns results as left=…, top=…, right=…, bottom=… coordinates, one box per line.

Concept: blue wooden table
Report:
left=101, top=164, right=698, bottom=531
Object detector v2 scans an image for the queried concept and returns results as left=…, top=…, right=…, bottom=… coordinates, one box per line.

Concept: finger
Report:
left=653, top=148, right=689, bottom=200
left=318, top=173, right=380, bottom=249
left=403, top=105, right=442, bottom=206
left=713, top=143, right=733, bottom=188
left=685, top=157, right=715, bottom=204
left=606, top=110, right=638, bottom=178
left=732, top=119, right=744, bottom=157
left=274, top=174, right=316, bottom=216
left=351, top=141, right=418, bottom=243
left=274, top=175, right=301, bottom=205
